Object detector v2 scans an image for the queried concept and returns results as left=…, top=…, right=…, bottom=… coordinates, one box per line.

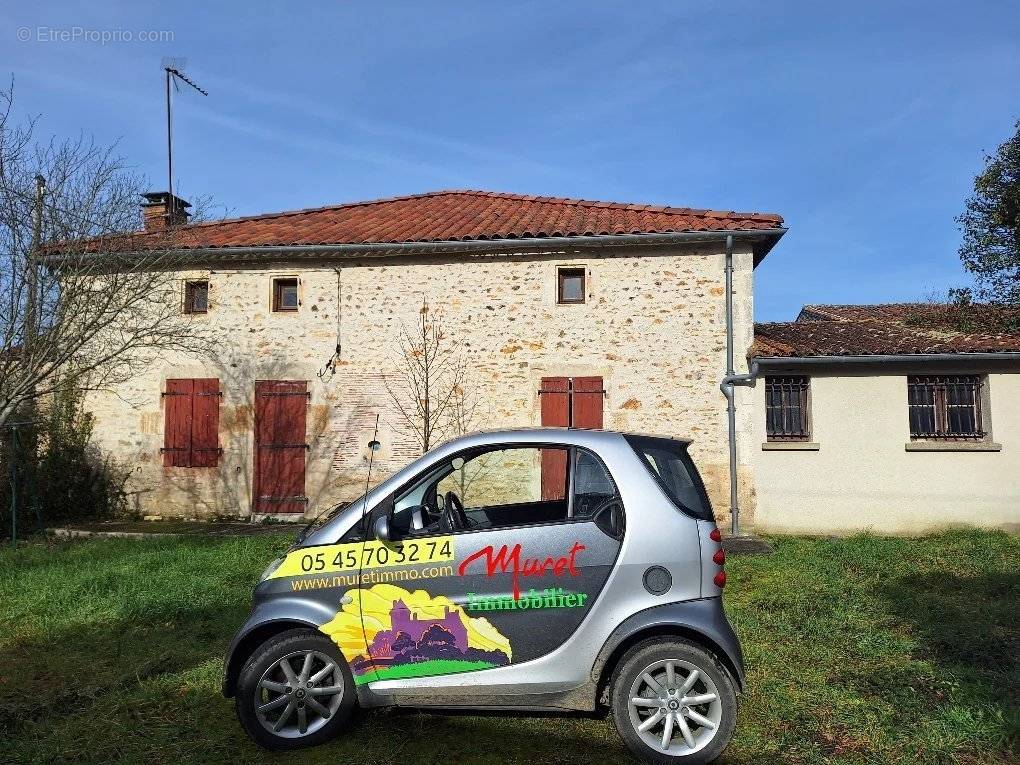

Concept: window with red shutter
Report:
left=539, top=376, right=605, bottom=500
left=571, top=376, right=604, bottom=429
left=162, top=378, right=221, bottom=467
left=539, top=376, right=605, bottom=429
left=163, top=379, right=193, bottom=467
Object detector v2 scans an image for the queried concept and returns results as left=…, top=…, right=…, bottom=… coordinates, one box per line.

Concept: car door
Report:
left=355, top=443, right=624, bottom=684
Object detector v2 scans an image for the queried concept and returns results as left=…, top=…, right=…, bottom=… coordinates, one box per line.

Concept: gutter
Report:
left=754, top=352, right=1020, bottom=366
left=721, top=365, right=758, bottom=537
left=42, top=228, right=787, bottom=265
left=721, top=232, right=759, bottom=537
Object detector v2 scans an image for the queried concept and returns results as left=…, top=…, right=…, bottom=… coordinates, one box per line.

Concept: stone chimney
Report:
left=141, top=192, right=192, bottom=232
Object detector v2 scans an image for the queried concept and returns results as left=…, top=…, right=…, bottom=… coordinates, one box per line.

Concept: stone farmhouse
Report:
left=79, top=190, right=786, bottom=524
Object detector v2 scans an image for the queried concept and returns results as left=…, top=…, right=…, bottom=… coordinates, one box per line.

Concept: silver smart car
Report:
left=223, top=429, right=742, bottom=764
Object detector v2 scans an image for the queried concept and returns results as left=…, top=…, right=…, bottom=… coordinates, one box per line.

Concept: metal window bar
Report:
left=908, top=375, right=984, bottom=440
left=765, top=376, right=810, bottom=441
left=183, top=280, right=208, bottom=314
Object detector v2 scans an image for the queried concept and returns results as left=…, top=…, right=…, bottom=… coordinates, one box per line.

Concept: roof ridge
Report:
left=433, top=190, right=784, bottom=221
left=771, top=317, right=958, bottom=328
left=801, top=302, right=932, bottom=310
left=176, top=189, right=784, bottom=231
left=766, top=316, right=1019, bottom=333
left=801, top=302, right=1020, bottom=311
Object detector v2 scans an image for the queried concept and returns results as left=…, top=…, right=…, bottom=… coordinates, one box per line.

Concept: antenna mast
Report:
left=161, top=58, right=208, bottom=218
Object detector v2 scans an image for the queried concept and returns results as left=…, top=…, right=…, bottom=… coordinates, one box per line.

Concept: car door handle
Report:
left=339, top=595, right=353, bottom=605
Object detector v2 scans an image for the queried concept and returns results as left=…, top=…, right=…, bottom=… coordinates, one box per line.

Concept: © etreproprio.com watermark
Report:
left=17, top=26, right=175, bottom=44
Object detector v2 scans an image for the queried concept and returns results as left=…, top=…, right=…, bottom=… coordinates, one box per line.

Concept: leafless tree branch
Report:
left=384, top=296, right=481, bottom=454
left=0, top=83, right=214, bottom=431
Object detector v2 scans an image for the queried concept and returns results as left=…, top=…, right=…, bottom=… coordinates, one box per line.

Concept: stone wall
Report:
left=84, top=243, right=757, bottom=523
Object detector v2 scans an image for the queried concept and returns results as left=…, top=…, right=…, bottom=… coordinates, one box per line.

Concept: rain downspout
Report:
left=720, top=234, right=759, bottom=536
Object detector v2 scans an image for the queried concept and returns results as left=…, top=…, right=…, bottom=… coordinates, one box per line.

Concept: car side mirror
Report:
left=373, top=512, right=392, bottom=543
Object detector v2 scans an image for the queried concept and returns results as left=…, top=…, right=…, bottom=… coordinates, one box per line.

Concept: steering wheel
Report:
left=444, top=491, right=469, bottom=531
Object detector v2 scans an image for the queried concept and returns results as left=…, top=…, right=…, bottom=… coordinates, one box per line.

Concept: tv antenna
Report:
left=161, top=58, right=208, bottom=217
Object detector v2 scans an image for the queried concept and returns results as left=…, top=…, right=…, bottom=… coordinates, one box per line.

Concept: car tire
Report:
left=610, top=638, right=737, bottom=765
left=236, top=628, right=356, bottom=751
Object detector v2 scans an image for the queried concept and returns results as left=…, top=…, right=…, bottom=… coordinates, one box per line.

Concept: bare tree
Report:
left=447, top=378, right=481, bottom=440
left=0, top=84, right=213, bottom=432
left=385, top=297, right=479, bottom=454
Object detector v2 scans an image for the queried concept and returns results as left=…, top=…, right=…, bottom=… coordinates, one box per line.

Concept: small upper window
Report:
left=765, top=375, right=811, bottom=441
left=908, top=375, right=985, bottom=440
left=183, top=280, right=208, bottom=314
left=557, top=268, right=586, bottom=304
left=272, top=277, right=299, bottom=312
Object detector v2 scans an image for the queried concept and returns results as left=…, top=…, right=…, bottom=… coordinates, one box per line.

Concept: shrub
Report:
left=0, top=382, right=129, bottom=539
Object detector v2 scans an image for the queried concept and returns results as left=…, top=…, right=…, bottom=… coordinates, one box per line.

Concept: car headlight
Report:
left=259, top=557, right=285, bottom=582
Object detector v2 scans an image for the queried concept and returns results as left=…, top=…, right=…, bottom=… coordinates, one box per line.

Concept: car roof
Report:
left=435, top=428, right=693, bottom=452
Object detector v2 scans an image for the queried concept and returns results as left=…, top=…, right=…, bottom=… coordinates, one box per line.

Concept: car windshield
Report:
left=297, top=498, right=355, bottom=542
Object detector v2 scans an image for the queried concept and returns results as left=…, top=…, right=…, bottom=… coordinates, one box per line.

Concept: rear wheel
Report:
left=610, top=639, right=737, bottom=764
left=236, top=629, right=355, bottom=750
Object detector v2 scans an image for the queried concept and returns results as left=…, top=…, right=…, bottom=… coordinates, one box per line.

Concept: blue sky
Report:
left=3, top=1, right=1018, bottom=320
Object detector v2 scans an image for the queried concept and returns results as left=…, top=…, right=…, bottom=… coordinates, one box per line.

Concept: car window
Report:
left=391, top=444, right=628, bottom=536
left=625, top=435, right=714, bottom=521
left=434, top=447, right=569, bottom=528
left=571, top=448, right=619, bottom=519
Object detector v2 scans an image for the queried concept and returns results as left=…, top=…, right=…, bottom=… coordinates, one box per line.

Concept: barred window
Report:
left=908, top=375, right=985, bottom=440
left=183, top=280, right=208, bottom=314
left=765, top=376, right=811, bottom=441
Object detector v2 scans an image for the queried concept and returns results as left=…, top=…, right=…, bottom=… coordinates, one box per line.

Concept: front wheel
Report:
left=235, top=629, right=355, bottom=750
left=610, top=639, right=737, bottom=765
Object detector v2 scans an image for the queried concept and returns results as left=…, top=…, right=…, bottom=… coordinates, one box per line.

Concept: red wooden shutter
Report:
left=540, top=377, right=569, bottom=500
left=571, top=376, right=604, bottom=429
left=540, top=377, right=570, bottom=426
left=190, top=378, right=221, bottom=467
left=163, top=379, right=193, bottom=467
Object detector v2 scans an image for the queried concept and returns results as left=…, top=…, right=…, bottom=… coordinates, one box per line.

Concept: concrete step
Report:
left=721, top=534, right=773, bottom=555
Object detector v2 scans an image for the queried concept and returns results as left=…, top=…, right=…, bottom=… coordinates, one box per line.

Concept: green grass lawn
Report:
left=1, top=530, right=1016, bottom=765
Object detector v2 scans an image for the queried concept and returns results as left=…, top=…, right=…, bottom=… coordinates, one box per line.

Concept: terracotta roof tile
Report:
left=754, top=303, right=1020, bottom=357
left=70, top=189, right=784, bottom=254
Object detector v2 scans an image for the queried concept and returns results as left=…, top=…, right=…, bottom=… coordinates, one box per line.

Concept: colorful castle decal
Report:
left=319, top=584, right=512, bottom=683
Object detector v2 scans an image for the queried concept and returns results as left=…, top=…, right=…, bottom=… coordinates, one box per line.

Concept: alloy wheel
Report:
left=254, top=649, right=345, bottom=738
left=626, top=658, right=723, bottom=756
